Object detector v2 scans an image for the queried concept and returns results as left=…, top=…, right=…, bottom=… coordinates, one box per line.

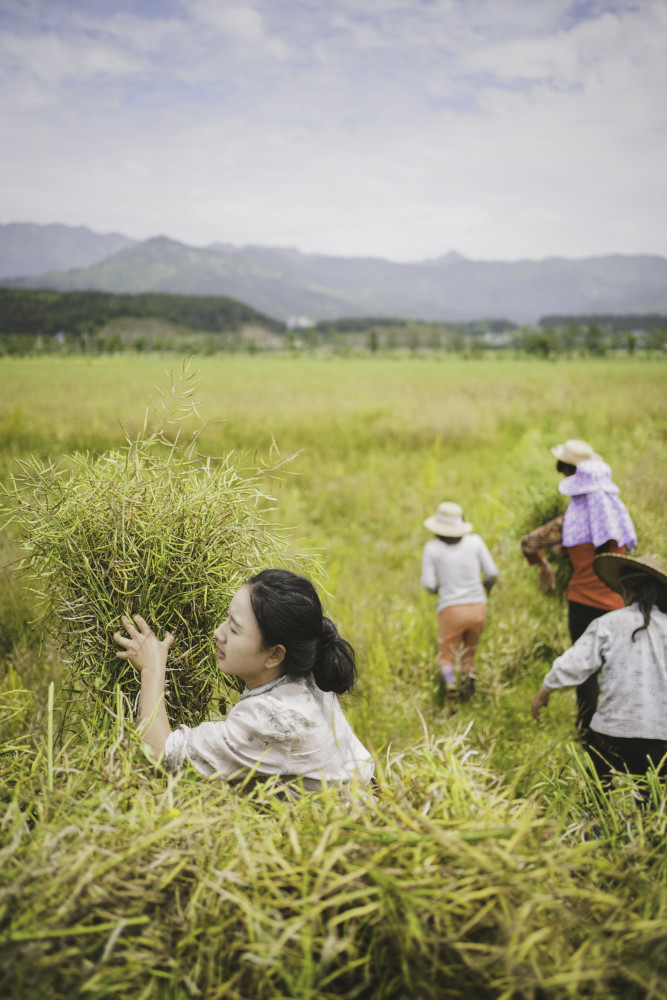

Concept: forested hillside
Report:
left=0, top=288, right=284, bottom=337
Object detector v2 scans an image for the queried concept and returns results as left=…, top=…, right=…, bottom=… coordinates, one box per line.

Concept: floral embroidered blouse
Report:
left=165, top=674, right=374, bottom=790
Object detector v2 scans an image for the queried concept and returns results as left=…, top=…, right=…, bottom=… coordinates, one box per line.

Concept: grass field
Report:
left=1, top=353, right=667, bottom=998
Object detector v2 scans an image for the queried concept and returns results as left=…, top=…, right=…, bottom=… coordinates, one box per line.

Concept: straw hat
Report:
left=551, top=439, right=602, bottom=466
left=593, top=553, right=667, bottom=595
left=424, top=502, right=473, bottom=537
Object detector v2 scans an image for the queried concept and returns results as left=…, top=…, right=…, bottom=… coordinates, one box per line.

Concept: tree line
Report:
left=0, top=287, right=664, bottom=357
left=520, top=318, right=667, bottom=357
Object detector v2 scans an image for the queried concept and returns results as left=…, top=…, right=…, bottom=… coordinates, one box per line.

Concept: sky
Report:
left=1, top=0, right=666, bottom=262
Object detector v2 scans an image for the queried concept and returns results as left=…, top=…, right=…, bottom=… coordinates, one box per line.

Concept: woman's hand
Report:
left=114, top=615, right=175, bottom=675
left=114, top=615, right=175, bottom=754
left=538, top=561, right=555, bottom=593
left=531, top=686, right=551, bottom=722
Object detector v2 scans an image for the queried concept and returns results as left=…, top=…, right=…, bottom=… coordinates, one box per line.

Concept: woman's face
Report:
left=556, top=461, right=577, bottom=479
left=214, top=586, right=284, bottom=689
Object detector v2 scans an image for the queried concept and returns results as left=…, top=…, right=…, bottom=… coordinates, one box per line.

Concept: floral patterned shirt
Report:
left=165, top=675, right=374, bottom=789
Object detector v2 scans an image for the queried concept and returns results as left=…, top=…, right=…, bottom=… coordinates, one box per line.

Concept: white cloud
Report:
left=462, top=3, right=667, bottom=89
left=187, top=0, right=290, bottom=58
left=329, top=14, right=392, bottom=50
left=0, top=0, right=665, bottom=260
left=192, top=1, right=263, bottom=39
left=0, top=31, right=147, bottom=85
left=121, top=159, right=152, bottom=178
left=90, top=13, right=184, bottom=54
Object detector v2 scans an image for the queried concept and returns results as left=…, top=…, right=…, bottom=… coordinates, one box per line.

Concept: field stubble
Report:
left=1, top=354, right=667, bottom=998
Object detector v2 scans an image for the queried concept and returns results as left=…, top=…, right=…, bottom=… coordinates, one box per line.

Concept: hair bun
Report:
left=318, top=617, right=337, bottom=649
left=313, top=617, right=357, bottom=694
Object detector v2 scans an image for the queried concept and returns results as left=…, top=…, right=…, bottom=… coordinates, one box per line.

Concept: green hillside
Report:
left=0, top=287, right=284, bottom=338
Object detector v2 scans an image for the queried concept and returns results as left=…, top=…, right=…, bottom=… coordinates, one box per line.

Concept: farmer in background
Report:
left=521, top=439, right=636, bottom=740
left=531, top=554, right=667, bottom=790
left=421, top=502, right=499, bottom=703
left=114, top=568, right=374, bottom=791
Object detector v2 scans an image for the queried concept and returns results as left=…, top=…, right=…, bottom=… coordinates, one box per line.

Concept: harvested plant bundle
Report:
left=2, top=366, right=287, bottom=729
left=516, top=482, right=572, bottom=596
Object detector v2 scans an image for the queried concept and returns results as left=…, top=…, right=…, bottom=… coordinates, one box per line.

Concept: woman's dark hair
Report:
left=621, top=572, right=667, bottom=640
left=436, top=535, right=461, bottom=545
left=246, top=569, right=357, bottom=695
left=556, top=460, right=577, bottom=477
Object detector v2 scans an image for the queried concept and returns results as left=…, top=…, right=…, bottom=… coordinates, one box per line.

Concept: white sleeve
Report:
left=542, top=621, right=606, bottom=691
left=164, top=714, right=259, bottom=779
left=477, top=537, right=499, bottom=585
left=421, top=544, right=438, bottom=592
left=164, top=696, right=323, bottom=779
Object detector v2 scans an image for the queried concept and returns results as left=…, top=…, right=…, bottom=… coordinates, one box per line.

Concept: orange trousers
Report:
left=437, top=603, right=487, bottom=680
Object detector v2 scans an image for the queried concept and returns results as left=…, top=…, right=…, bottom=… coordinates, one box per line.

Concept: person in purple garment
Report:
left=521, top=445, right=637, bottom=739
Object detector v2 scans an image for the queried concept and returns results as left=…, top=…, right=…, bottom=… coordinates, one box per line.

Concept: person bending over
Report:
left=531, top=553, right=667, bottom=791
left=114, top=568, right=374, bottom=791
left=521, top=440, right=636, bottom=739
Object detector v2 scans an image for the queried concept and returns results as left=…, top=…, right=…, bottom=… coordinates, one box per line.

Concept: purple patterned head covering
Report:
left=559, top=460, right=637, bottom=551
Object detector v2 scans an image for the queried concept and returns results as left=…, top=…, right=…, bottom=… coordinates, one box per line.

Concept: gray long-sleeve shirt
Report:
left=421, top=534, right=499, bottom=613
left=543, top=604, right=667, bottom=740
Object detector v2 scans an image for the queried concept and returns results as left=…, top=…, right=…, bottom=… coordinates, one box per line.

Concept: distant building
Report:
left=482, top=330, right=512, bottom=348
left=287, top=315, right=315, bottom=330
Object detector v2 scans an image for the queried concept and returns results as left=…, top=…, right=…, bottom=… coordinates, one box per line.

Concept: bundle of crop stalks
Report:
left=1, top=363, right=290, bottom=731
left=514, top=481, right=572, bottom=597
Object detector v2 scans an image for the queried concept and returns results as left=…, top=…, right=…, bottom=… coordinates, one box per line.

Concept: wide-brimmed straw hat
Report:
left=424, top=502, right=473, bottom=537
left=593, top=552, right=667, bottom=595
left=551, top=439, right=602, bottom=466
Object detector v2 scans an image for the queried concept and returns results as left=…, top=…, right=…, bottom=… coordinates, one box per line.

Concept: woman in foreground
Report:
left=531, top=553, right=667, bottom=789
left=114, top=568, right=374, bottom=790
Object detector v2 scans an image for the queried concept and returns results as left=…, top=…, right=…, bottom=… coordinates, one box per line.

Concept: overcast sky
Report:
left=1, top=0, right=666, bottom=262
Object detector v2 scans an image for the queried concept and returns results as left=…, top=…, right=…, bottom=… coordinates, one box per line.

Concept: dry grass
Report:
left=1, top=355, right=667, bottom=998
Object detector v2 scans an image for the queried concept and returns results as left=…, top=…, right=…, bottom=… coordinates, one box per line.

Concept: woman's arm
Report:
left=477, top=537, right=499, bottom=592
left=520, top=514, right=565, bottom=558
left=520, top=515, right=565, bottom=592
left=420, top=545, right=438, bottom=593
left=114, top=614, right=175, bottom=754
left=530, top=620, right=606, bottom=722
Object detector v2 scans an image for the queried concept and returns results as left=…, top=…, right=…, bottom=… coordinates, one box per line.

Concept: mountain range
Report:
left=2, top=223, right=667, bottom=324
left=0, top=223, right=135, bottom=280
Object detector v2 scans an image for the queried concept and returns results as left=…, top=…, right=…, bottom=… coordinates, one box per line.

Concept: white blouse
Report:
left=165, top=674, right=374, bottom=789
left=421, top=534, right=499, bottom=613
left=543, top=604, right=667, bottom=740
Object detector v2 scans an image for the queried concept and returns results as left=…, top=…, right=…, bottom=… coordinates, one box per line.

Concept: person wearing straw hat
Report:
left=531, top=553, right=667, bottom=788
left=521, top=440, right=637, bottom=740
left=421, top=502, right=499, bottom=703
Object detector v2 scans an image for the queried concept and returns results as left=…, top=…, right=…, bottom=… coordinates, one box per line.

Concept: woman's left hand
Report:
left=538, top=561, right=555, bottom=593
left=114, top=615, right=175, bottom=674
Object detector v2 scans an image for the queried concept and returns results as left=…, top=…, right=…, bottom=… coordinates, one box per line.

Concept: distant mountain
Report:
left=3, top=223, right=667, bottom=323
left=0, top=223, right=136, bottom=280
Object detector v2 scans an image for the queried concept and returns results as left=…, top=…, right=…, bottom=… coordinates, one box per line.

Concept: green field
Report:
left=2, top=354, right=667, bottom=999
